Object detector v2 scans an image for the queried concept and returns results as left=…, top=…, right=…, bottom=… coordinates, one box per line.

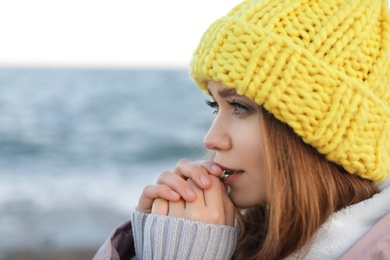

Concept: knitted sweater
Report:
left=131, top=211, right=238, bottom=260
left=131, top=184, right=390, bottom=260
left=93, top=186, right=390, bottom=260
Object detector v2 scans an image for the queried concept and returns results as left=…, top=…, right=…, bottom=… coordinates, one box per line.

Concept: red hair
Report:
left=232, top=108, right=379, bottom=259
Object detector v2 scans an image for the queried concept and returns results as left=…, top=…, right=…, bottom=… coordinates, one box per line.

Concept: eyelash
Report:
left=206, top=100, right=219, bottom=114
left=206, top=100, right=252, bottom=116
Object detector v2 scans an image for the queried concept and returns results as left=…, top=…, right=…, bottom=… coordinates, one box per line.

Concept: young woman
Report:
left=94, top=0, right=390, bottom=259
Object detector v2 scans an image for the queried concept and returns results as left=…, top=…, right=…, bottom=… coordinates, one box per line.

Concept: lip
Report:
left=215, top=162, right=239, bottom=173
left=222, top=172, right=242, bottom=185
left=215, top=162, right=243, bottom=184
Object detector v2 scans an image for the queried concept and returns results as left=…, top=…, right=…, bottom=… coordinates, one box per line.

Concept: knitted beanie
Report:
left=190, top=0, right=390, bottom=182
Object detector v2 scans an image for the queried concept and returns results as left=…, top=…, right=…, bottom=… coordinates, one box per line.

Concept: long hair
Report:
left=232, top=107, right=379, bottom=260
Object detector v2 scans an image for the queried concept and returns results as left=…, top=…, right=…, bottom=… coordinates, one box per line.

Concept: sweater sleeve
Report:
left=131, top=209, right=238, bottom=260
left=131, top=208, right=149, bottom=260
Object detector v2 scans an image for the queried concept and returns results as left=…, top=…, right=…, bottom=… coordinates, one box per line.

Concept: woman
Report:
left=94, top=0, right=390, bottom=259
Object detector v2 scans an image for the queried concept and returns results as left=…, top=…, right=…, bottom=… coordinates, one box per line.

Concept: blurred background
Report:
left=0, top=0, right=241, bottom=259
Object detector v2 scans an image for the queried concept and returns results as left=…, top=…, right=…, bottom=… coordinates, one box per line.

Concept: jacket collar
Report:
left=288, top=186, right=390, bottom=259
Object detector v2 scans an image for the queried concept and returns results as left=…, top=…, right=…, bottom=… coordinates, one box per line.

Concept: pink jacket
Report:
left=340, top=212, right=390, bottom=260
left=93, top=221, right=135, bottom=260
left=93, top=212, right=390, bottom=260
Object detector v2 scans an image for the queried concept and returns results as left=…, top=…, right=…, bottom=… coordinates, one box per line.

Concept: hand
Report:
left=137, top=159, right=223, bottom=213
left=152, top=176, right=235, bottom=226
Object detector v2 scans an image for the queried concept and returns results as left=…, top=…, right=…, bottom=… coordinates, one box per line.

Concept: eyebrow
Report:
left=208, top=87, right=238, bottom=98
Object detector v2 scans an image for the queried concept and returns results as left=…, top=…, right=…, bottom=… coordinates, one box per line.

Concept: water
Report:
left=0, top=67, right=213, bottom=255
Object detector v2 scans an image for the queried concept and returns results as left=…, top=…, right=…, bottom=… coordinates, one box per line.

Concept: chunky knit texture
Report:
left=190, top=0, right=390, bottom=181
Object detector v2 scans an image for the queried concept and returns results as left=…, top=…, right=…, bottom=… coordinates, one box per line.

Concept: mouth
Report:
left=215, top=163, right=243, bottom=183
left=219, top=168, right=243, bottom=183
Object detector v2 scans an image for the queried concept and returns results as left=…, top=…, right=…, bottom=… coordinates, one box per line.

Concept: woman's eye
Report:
left=206, top=100, right=219, bottom=114
left=227, top=100, right=251, bottom=115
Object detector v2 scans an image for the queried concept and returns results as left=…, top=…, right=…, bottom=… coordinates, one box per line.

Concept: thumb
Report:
left=221, top=183, right=235, bottom=226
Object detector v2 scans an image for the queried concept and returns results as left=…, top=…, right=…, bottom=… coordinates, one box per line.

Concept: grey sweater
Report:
left=131, top=209, right=238, bottom=260
left=93, top=186, right=390, bottom=259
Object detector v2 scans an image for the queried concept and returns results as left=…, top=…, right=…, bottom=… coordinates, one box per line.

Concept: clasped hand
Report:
left=137, top=159, right=235, bottom=226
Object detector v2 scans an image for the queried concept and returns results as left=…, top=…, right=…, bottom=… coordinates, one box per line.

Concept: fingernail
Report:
left=169, top=191, right=180, bottom=199
left=185, top=188, right=195, bottom=198
left=200, top=174, right=211, bottom=185
left=211, top=164, right=220, bottom=172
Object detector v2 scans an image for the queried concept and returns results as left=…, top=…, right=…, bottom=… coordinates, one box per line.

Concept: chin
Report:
left=229, top=194, right=262, bottom=209
left=229, top=190, right=267, bottom=208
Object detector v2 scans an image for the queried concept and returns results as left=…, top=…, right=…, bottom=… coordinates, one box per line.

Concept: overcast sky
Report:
left=0, top=0, right=241, bottom=68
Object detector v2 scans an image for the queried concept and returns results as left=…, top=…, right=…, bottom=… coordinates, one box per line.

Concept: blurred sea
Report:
left=0, top=67, right=213, bottom=257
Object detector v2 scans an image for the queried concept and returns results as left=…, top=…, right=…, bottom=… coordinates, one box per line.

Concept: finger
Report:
left=182, top=179, right=206, bottom=222
left=185, top=178, right=228, bottom=225
left=185, top=178, right=206, bottom=207
left=156, top=171, right=198, bottom=202
left=195, top=160, right=223, bottom=178
left=168, top=198, right=186, bottom=218
left=202, top=176, right=226, bottom=224
left=174, top=159, right=222, bottom=189
left=221, top=184, right=235, bottom=226
left=137, top=184, right=180, bottom=213
left=151, top=198, right=169, bottom=215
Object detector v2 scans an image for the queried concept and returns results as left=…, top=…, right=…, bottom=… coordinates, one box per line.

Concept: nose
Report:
left=203, top=116, right=232, bottom=151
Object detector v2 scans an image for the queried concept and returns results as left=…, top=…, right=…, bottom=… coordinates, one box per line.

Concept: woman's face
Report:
left=204, top=81, right=267, bottom=208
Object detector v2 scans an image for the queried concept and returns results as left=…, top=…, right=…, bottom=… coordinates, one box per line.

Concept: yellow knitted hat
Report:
left=190, top=0, right=390, bottom=182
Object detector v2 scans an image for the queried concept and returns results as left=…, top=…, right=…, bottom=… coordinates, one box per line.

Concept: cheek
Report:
left=234, top=118, right=263, bottom=150
left=239, top=127, right=264, bottom=168
left=231, top=123, right=266, bottom=207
